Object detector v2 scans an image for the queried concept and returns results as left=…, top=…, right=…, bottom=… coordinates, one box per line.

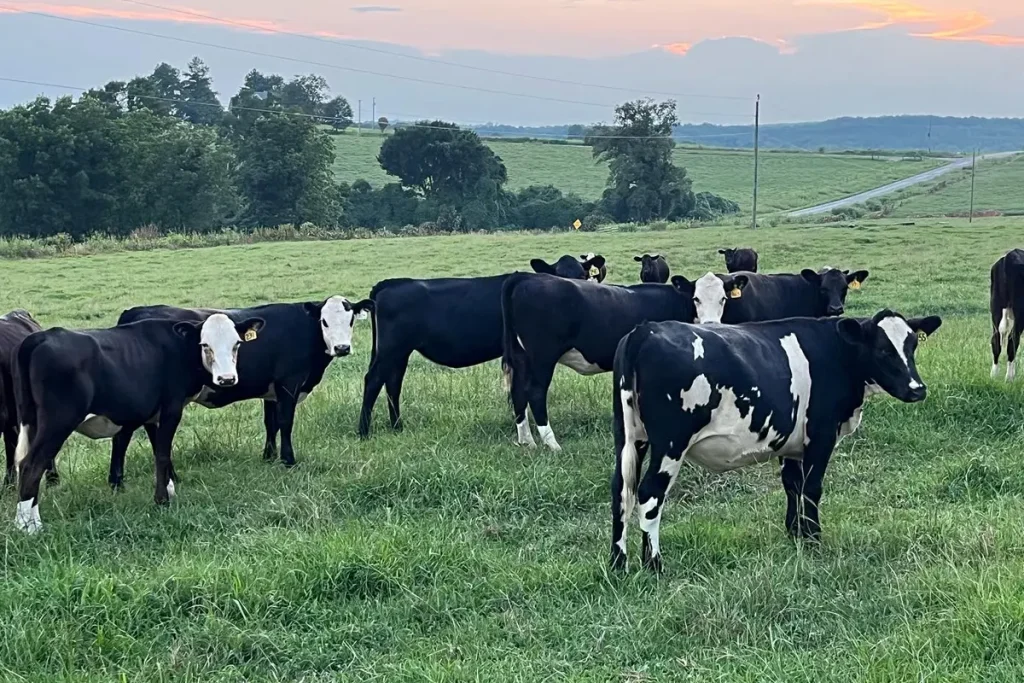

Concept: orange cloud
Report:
left=656, top=36, right=796, bottom=56
left=805, top=0, right=1024, bottom=47
left=661, top=41, right=691, bottom=55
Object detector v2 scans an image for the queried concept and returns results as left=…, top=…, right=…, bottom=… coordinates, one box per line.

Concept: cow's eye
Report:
left=694, top=298, right=701, bottom=305
left=200, top=343, right=210, bottom=350
left=321, top=319, right=328, bottom=328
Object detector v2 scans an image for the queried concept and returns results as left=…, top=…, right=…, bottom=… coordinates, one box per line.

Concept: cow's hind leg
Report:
left=991, top=305, right=1004, bottom=378
left=262, top=400, right=279, bottom=460
left=1006, top=312, right=1019, bottom=382
left=15, top=425, right=73, bottom=533
left=636, top=439, right=685, bottom=573
left=610, top=383, right=649, bottom=571
left=108, top=427, right=136, bottom=489
left=525, top=361, right=559, bottom=451
left=3, top=424, right=17, bottom=486
left=507, top=363, right=535, bottom=448
left=274, top=386, right=299, bottom=467
left=384, top=355, right=410, bottom=432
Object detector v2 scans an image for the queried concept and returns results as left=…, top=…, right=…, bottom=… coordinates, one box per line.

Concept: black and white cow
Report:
left=358, top=254, right=606, bottom=437
left=610, top=310, right=942, bottom=572
left=580, top=253, right=608, bottom=283
left=12, top=313, right=263, bottom=533
left=114, top=297, right=370, bottom=477
left=692, top=267, right=870, bottom=325
left=990, top=248, right=1024, bottom=381
left=719, top=247, right=759, bottom=273
left=0, top=310, right=42, bottom=484
left=634, top=254, right=670, bottom=283
left=500, top=272, right=704, bottom=451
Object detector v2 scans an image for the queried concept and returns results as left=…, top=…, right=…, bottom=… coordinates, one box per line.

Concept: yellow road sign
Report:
left=573, top=219, right=582, bottom=230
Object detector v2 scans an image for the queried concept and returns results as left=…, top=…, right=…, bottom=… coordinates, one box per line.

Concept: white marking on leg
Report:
left=537, top=424, right=562, bottom=451
left=692, top=335, right=705, bottom=359
left=15, top=499, right=41, bottom=534
left=1008, top=360, right=1017, bottom=382
left=515, top=419, right=536, bottom=448
left=638, top=496, right=661, bottom=560
left=991, top=363, right=1000, bottom=379
left=658, top=453, right=682, bottom=479
left=166, top=479, right=176, bottom=498
left=680, top=374, right=712, bottom=411
left=15, top=423, right=29, bottom=468
left=618, top=389, right=647, bottom=555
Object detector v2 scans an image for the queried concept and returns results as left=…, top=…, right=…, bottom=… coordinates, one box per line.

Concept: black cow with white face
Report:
left=500, top=272, right=701, bottom=451
left=580, top=253, right=608, bottom=283
left=719, top=247, right=758, bottom=273
left=358, top=254, right=606, bottom=437
left=114, top=297, right=370, bottom=477
left=634, top=254, right=670, bottom=283
left=990, top=248, right=1024, bottom=381
left=692, top=267, right=869, bottom=325
left=12, top=313, right=263, bottom=533
left=0, top=310, right=42, bottom=484
left=610, top=310, right=942, bottom=572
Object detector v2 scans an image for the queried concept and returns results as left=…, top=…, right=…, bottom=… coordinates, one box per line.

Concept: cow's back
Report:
left=0, top=311, right=42, bottom=428
left=723, top=273, right=817, bottom=323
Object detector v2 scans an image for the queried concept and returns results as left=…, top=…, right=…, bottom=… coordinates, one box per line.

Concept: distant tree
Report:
left=321, top=96, right=353, bottom=129
left=178, top=57, right=223, bottom=125
left=124, top=62, right=181, bottom=117
left=279, top=74, right=330, bottom=116
left=587, top=99, right=695, bottom=222
left=567, top=124, right=587, bottom=139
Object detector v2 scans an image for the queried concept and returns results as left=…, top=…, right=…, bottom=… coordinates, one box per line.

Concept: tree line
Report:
left=0, top=58, right=738, bottom=240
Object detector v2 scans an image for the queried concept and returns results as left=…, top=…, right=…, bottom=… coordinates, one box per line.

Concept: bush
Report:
left=648, top=220, right=670, bottom=232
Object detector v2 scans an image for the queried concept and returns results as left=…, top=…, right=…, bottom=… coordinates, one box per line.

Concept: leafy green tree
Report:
left=279, top=74, right=329, bottom=116
left=587, top=99, right=695, bottom=222
left=321, top=96, right=353, bottom=129
left=178, top=57, right=223, bottom=125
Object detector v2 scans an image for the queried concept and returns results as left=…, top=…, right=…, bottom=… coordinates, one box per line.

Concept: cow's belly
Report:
left=684, top=435, right=784, bottom=473
left=557, top=349, right=605, bottom=375
left=75, top=414, right=122, bottom=439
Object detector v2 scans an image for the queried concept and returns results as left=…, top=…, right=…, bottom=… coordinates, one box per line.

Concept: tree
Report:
left=279, top=74, right=329, bottom=116
left=235, top=113, right=338, bottom=227
left=321, top=96, right=353, bottom=129
left=178, top=57, right=223, bottom=125
left=124, top=63, right=181, bottom=118
left=587, top=99, right=695, bottom=223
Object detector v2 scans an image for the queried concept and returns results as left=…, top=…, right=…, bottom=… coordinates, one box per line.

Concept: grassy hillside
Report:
left=331, top=132, right=945, bottom=214
left=2, top=218, right=1024, bottom=680
left=890, top=156, right=1024, bottom=218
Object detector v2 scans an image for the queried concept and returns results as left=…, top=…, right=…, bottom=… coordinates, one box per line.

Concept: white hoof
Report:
left=537, top=425, right=562, bottom=452
left=14, top=500, right=41, bottom=534
left=515, top=420, right=537, bottom=448
left=166, top=479, right=176, bottom=498
left=1007, top=362, right=1016, bottom=382
left=991, top=363, right=1000, bottom=379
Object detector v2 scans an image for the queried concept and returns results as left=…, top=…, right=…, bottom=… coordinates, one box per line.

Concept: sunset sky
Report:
left=2, top=0, right=1022, bottom=56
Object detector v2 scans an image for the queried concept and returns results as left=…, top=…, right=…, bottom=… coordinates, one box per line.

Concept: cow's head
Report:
left=531, top=254, right=606, bottom=280
left=633, top=254, right=668, bottom=283
left=801, top=267, right=869, bottom=317
left=690, top=272, right=748, bottom=324
left=304, top=296, right=374, bottom=358
left=175, top=313, right=265, bottom=387
left=719, top=247, right=756, bottom=273
left=580, top=253, right=608, bottom=282
left=838, top=310, right=942, bottom=402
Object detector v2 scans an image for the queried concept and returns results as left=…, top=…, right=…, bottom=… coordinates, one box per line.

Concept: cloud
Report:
left=656, top=36, right=797, bottom=56
left=804, top=0, right=1024, bottom=47
left=350, top=5, right=402, bottom=12
left=661, top=42, right=691, bottom=55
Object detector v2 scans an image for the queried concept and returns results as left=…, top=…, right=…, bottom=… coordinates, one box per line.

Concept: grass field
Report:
left=331, top=133, right=945, bottom=214
left=890, top=155, right=1024, bottom=218
left=2, top=219, right=1024, bottom=681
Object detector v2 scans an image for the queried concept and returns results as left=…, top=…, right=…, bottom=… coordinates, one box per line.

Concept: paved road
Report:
left=787, top=151, right=1020, bottom=218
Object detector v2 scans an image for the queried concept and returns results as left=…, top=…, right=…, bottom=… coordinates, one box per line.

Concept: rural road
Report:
left=787, top=151, right=1021, bottom=218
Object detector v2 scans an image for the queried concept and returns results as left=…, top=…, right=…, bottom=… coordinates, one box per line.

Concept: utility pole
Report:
left=927, top=117, right=932, bottom=154
left=752, top=94, right=760, bottom=230
left=357, top=99, right=361, bottom=135
left=372, top=97, right=376, bottom=131
left=969, top=148, right=977, bottom=223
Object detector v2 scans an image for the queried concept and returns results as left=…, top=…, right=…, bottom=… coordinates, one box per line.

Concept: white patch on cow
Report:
left=75, top=414, right=122, bottom=440
left=15, top=423, right=29, bottom=467
left=680, top=374, right=712, bottom=412
left=515, top=419, right=536, bottom=448
left=752, top=386, right=761, bottom=397
left=200, top=313, right=244, bottom=385
left=692, top=335, right=705, bottom=360
left=780, top=334, right=812, bottom=448
left=693, top=273, right=728, bottom=324
left=991, top=363, right=1000, bottom=379
left=166, top=479, right=176, bottom=498
left=684, top=385, right=781, bottom=473
left=879, top=316, right=913, bottom=369
left=14, top=500, right=41, bottom=534
left=297, top=391, right=309, bottom=404
left=557, top=349, right=604, bottom=375
left=516, top=335, right=525, bottom=350
left=1008, top=361, right=1017, bottom=382
left=658, top=453, right=683, bottom=480
left=537, top=424, right=561, bottom=452
left=637, top=497, right=662, bottom=559
left=616, top=390, right=644, bottom=557
left=319, top=296, right=357, bottom=356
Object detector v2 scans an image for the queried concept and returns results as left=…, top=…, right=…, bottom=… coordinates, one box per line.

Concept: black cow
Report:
left=719, top=247, right=758, bottom=273
left=114, top=297, right=370, bottom=477
left=990, top=248, right=1024, bottom=381
left=0, top=310, right=42, bottom=484
left=610, top=310, right=942, bottom=572
left=634, top=254, right=670, bottom=283
left=500, top=272, right=700, bottom=451
left=580, top=253, right=608, bottom=283
left=12, top=313, right=263, bottom=533
left=358, top=254, right=606, bottom=437
left=693, top=267, right=870, bottom=325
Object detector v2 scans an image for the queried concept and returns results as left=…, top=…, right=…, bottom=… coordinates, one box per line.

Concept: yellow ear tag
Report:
left=589, top=266, right=600, bottom=278
left=729, top=286, right=742, bottom=299
left=849, top=280, right=861, bottom=290
left=917, top=331, right=927, bottom=342
left=244, top=328, right=258, bottom=342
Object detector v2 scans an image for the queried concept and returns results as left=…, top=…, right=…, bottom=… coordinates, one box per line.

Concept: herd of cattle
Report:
left=3, top=244, right=1022, bottom=573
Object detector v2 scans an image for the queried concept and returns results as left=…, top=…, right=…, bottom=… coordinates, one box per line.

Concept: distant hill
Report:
left=471, top=117, right=1024, bottom=154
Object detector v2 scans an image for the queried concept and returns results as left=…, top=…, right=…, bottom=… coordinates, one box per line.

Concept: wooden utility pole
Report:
left=969, top=148, right=978, bottom=223
left=357, top=100, right=361, bottom=135
left=752, top=94, right=760, bottom=230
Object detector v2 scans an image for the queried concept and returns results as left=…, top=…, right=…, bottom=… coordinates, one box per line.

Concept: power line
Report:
left=0, top=76, right=752, bottom=140
left=0, top=5, right=752, bottom=118
left=114, top=0, right=751, bottom=102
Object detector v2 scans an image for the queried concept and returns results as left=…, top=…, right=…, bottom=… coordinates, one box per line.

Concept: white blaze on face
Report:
left=878, top=316, right=920, bottom=389
left=200, top=314, right=243, bottom=386
left=319, top=296, right=356, bottom=357
left=693, top=273, right=728, bottom=324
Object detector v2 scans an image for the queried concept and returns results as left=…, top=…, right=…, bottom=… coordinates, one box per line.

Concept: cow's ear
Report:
left=670, top=275, right=693, bottom=294
left=837, top=318, right=865, bottom=345
left=173, top=320, right=202, bottom=340
left=650, top=253, right=660, bottom=259
left=907, top=315, right=942, bottom=338
left=633, top=255, right=643, bottom=262
left=726, top=274, right=749, bottom=298
left=718, top=249, right=728, bottom=255
left=847, top=270, right=869, bottom=289
left=236, top=317, right=265, bottom=342
left=303, top=301, right=322, bottom=318
left=530, top=258, right=555, bottom=275
left=352, top=299, right=374, bottom=320
left=801, top=269, right=821, bottom=284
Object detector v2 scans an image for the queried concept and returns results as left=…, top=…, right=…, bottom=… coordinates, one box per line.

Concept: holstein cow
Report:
left=0, top=310, right=42, bottom=484
left=634, top=254, right=670, bottom=283
left=610, top=310, right=942, bottom=572
left=358, top=254, right=606, bottom=437
left=580, top=254, right=608, bottom=283
left=693, top=267, right=870, bottom=326
left=500, top=272, right=706, bottom=451
left=114, top=297, right=370, bottom=477
left=990, top=248, right=1024, bottom=381
left=12, top=314, right=263, bottom=533
left=719, top=247, right=759, bottom=273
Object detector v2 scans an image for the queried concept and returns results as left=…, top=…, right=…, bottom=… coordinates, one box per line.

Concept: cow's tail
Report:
left=500, top=273, right=531, bottom=396
left=12, top=333, right=45, bottom=472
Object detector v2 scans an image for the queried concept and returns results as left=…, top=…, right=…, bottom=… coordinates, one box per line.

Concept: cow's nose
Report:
left=827, top=306, right=844, bottom=316
left=215, top=374, right=237, bottom=387
left=334, top=344, right=351, bottom=357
